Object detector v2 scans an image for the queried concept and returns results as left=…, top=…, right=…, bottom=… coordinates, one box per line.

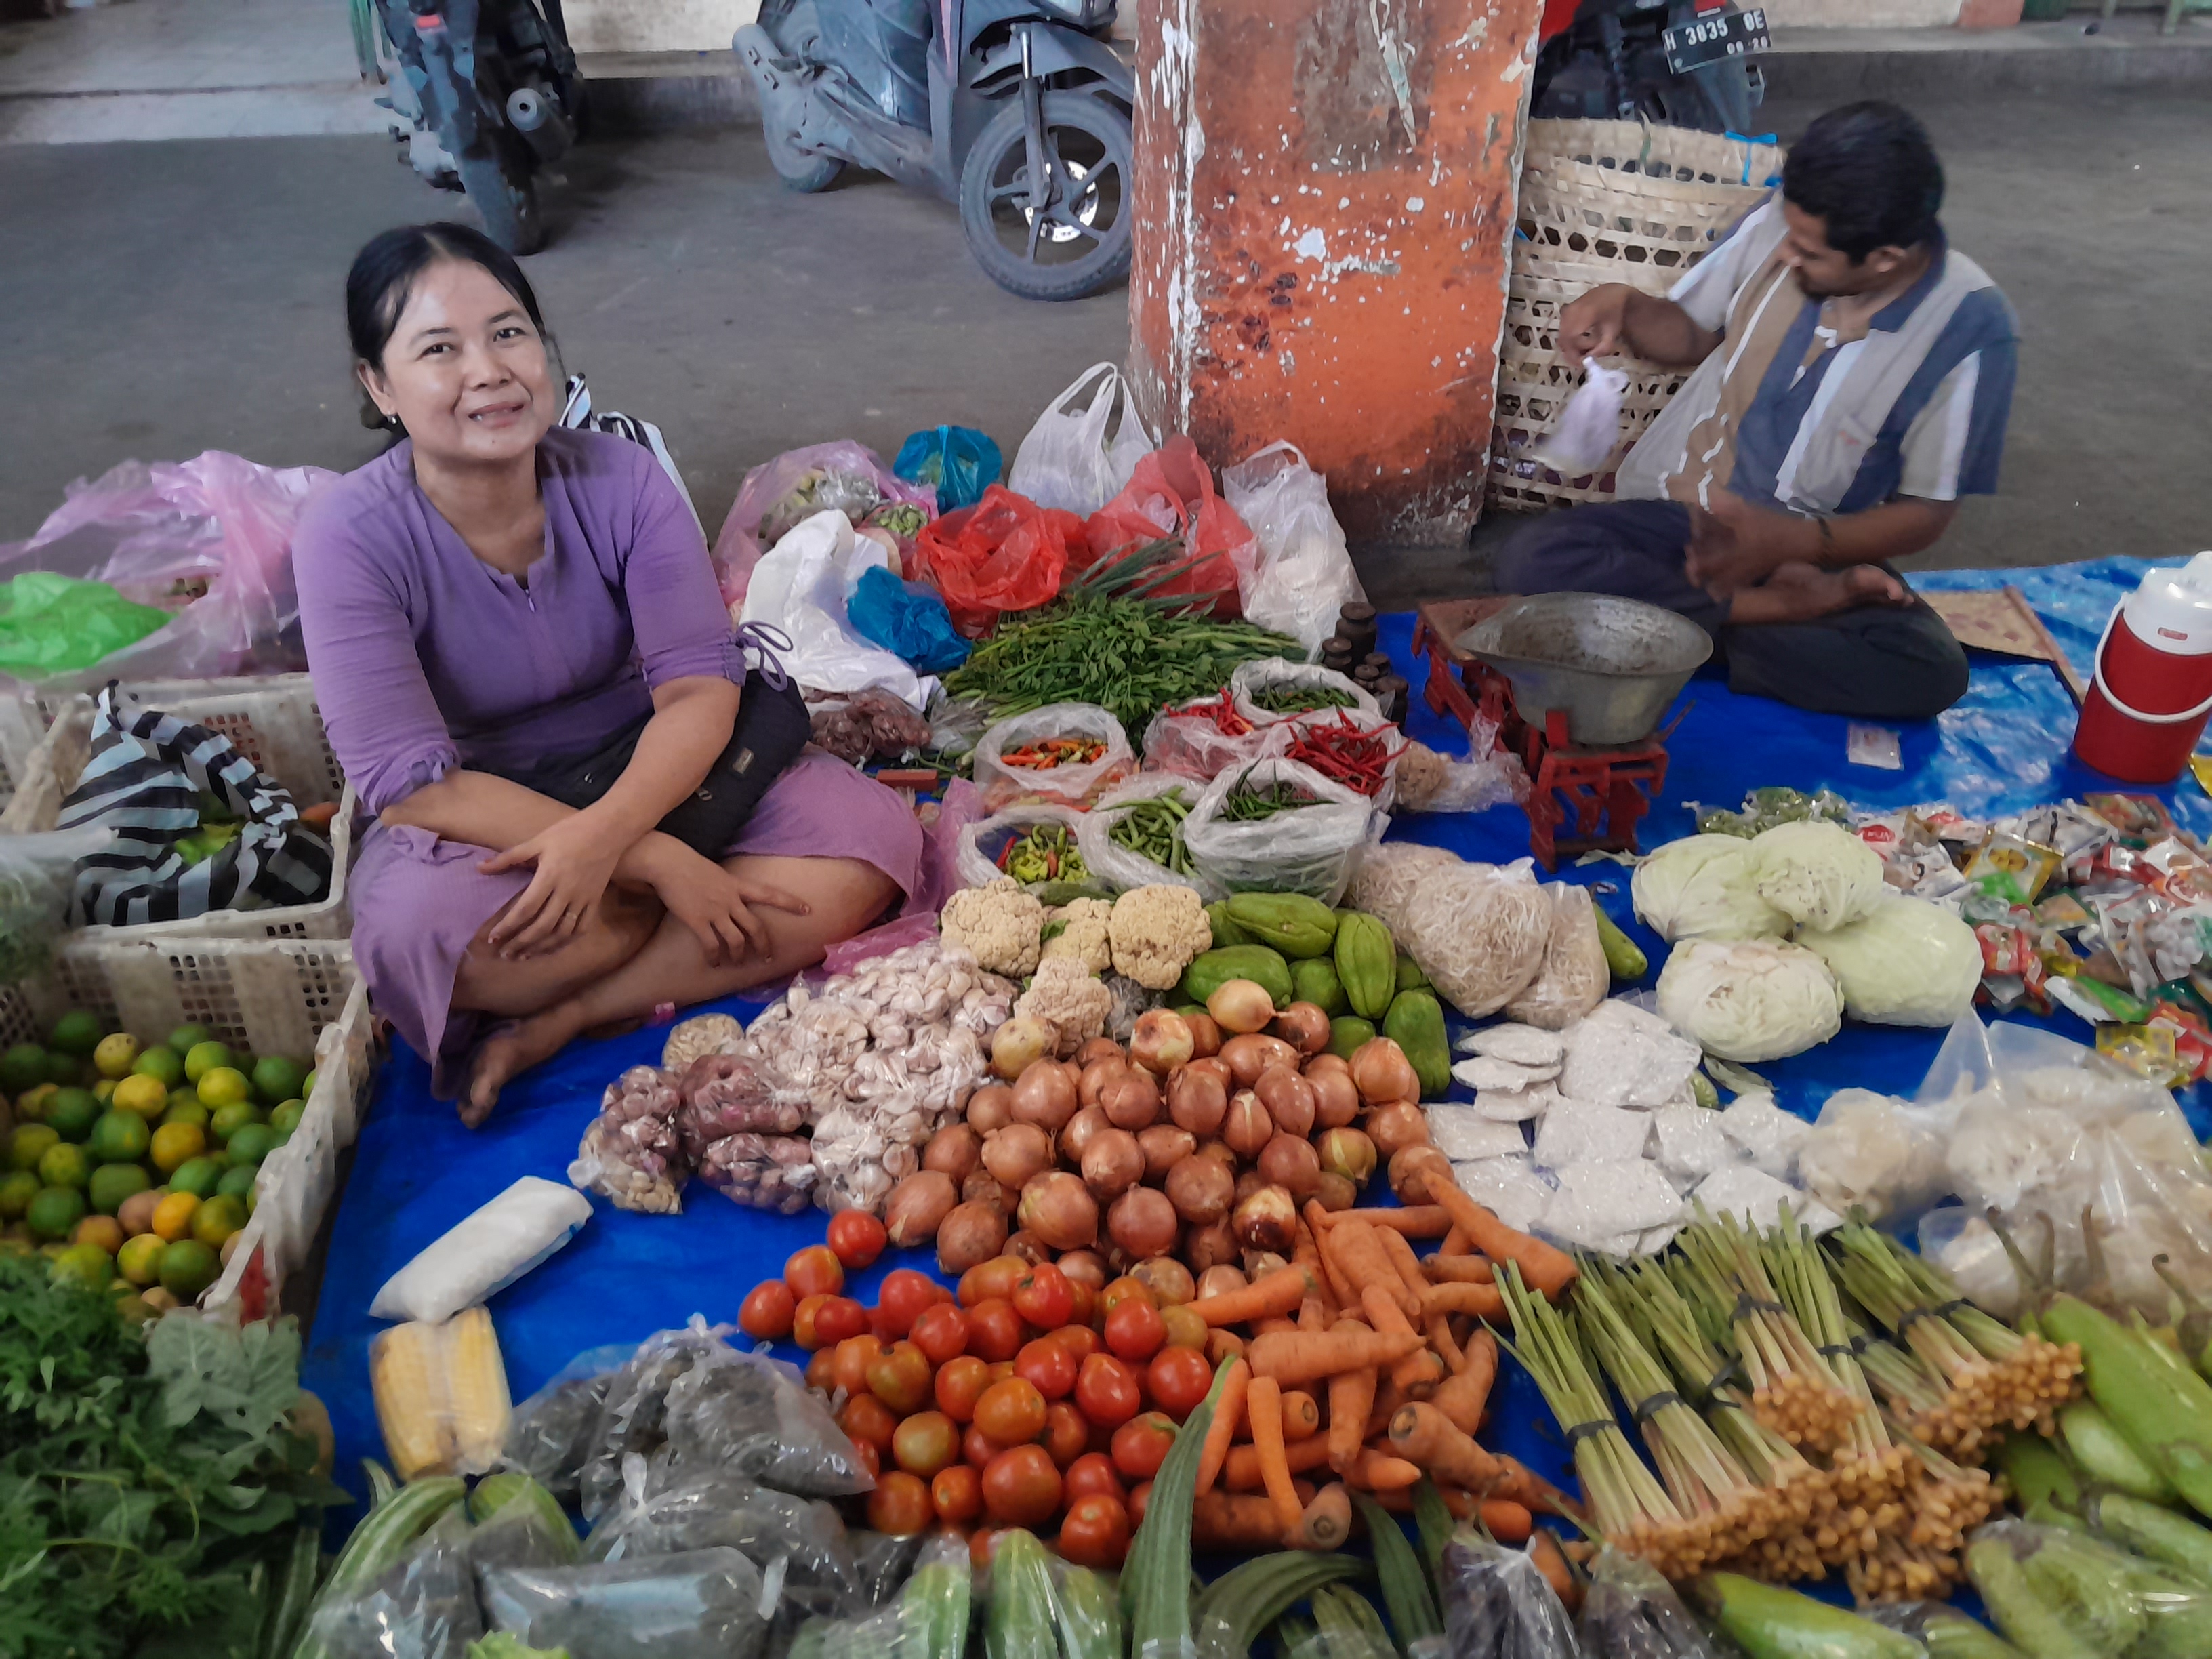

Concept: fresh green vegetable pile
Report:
left=1217, top=775, right=1319, bottom=822
left=1250, top=682, right=1357, bottom=716
left=1106, top=790, right=1195, bottom=878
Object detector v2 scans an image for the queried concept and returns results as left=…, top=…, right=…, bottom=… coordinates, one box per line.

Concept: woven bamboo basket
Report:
left=1520, top=117, right=1785, bottom=191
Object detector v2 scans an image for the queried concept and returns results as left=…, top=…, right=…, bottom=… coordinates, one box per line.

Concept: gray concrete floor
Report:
left=2, top=89, right=2207, bottom=610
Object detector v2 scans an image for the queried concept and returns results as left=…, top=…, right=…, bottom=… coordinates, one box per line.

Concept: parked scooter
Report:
left=737, top=0, right=1134, bottom=302
left=1532, top=0, right=1769, bottom=136
left=357, top=0, right=586, bottom=253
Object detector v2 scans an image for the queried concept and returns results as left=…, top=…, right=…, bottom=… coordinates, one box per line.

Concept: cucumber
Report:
left=1593, top=905, right=1647, bottom=980
left=985, top=1528, right=1059, bottom=1659
left=291, top=1475, right=464, bottom=1659
left=1054, top=1563, right=1124, bottom=1659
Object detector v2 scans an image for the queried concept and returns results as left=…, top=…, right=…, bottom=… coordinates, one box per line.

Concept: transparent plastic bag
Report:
left=674, top=1051, right=807, bottom=1160
left=1139, top=693, right=1275, bottom=784
left=371, top=1309, right=513, bottom=1481
left=1439, top=1530, right=1582, bottom=1659
left=956, top=802, right=1094, bottom=893
left=659, top=1339, right=876, bottom=1496
left=310, top=1509, right=484, bottom=1659
left=503, top=1343, right=637, bottom=1504
left=848, top=1531, right=928, bottom=1607
left=1401, top=861, right=1555, bottom=1021
left=695, top=1132, right=818, bottom=1214
left=1260, top=705, right=1405, bottom=809
left=575, top=1321, right=735, bottom=1523
left=1394, top=726, right=1527, bottom=817
left=0, top=825, right=110, bottom=983
left=1795, top=1086, right=1955, bottom=1229
left=973, top=702, right=1136, bottom=813
left=978, top=1528, right=1121, bottom=1659
left=587, top=1454, right=861, bottom=1616
left=1221, top=442, right=1364, bottom=657
left=1506, top=885, right=1611, bottom=1031
left=785, top=1532, right=970, bottom=1659
left=481, top=1547, right=770, bottom=1659
left=370, top=1176, right=592, bottom=1324
left=1008, top=362, right=1157, bottom=516
left=1229, top=657, right=1380, bottom=729
left=1577, top=1547, right=1725, bottom=1658
left=466, top=1484, right=583, bottom=1575
left=1531, top=363, right=1630, bottom=478
left=1868, top=1601, right=2012, bottom=1657
left=1183, top=756, right=1376, bottom=903
left=712, top=441, right=933, bottom=609
left=809, top=682, right=938, bottom=764
left=1074, top=773, right=1223, bottom=901
left=570, top=1065, right=689, bottom=1216
left=1966, top=1516, right=2212, bottom=1659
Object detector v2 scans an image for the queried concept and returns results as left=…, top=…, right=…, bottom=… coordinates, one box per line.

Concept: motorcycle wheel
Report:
left=958, top=91, right=1132, bottom=302
left=764, top=117, right=845, bottom=193
left=458, top=142, right=545, bottom=255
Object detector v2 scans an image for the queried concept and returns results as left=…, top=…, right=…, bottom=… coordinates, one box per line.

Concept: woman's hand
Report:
left=479, top=812, right=631, bottom=958
left=653, top=846, right=813, bottom=966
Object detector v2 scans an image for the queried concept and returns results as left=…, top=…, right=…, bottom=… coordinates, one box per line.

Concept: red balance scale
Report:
left=1413, top=595, right=1708, bottom=871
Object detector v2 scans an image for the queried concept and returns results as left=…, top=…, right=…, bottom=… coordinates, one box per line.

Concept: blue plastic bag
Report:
left=893, top=425, right=1002, bottom=512
left=846, top=565, right=971, bottom=676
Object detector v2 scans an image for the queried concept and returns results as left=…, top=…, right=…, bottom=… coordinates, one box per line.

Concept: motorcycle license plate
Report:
left=1663, top=7, right=1771, bottom=73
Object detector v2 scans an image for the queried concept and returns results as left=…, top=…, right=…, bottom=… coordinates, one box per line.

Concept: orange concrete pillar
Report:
left=1128, top=0, right=1547, bottom=547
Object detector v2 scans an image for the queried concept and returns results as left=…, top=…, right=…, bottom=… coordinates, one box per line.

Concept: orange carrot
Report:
left=1432, top=1326, right=1498, bottom=1436
left=1246, top=1375, right=1303, bottom=1537
left=1346, top=1447, right=1423, bottom=1491
left=1438, top=1223, right=1473, bottom=1256
left=1313, top=1204, right=1454, bottom=1237
left=1246, top=1325, right=1423, bottom=1386
left=1530, top=1528, right=1580, bottom=1614
left=1298, top=1296, right=1328, bottom=1333
left=1423, top=1254, right=1496, bottom=1284
left=1381, top=1226, right=1462, bottom=1372
left=1279, top=1389, right=1322, bottom=1441
left=1420, top=1281, right=1507, bottom=1320
left=1360, top=1284, right=1445, bottom=1397
left=1481, top=1498, right=1534, bottom=1544
left=1413, top=1150, right=1578, bottom=1298
left=1328, top=1223, right=1416, bottom=1321
left=1205, top=1328, right=1245, bottom=1366
left=1223, top=1434, right=1334, bottom=1490
left=1254, top=1315, right=1298, bottom=1337
left=1298, top=1481, right=1353, bottom=1550
left=1194, top=1357, right=1250, bottom=1497
left=1386, top=1403, right=1581, bottom=1516
left=1193, top=1491, right=1299, bottom=1550
left=1326, top=1319, right=1376, bottom=1476
left=1191, top=1264, right=1312, bottom=1328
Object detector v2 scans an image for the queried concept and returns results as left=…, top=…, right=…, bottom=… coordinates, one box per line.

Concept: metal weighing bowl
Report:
left=1455, top=592, right=1713, bottom=747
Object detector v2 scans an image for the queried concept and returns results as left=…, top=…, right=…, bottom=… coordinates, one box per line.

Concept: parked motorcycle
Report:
left=737, top=0, right=1134, bottom=302
left=356, top=0, right=586, bottom=254
left=1532, top=0, right=1769, bottom=136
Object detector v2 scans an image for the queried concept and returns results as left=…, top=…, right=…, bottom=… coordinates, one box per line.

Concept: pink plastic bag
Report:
left=0, top=451, right=335, bottom=692
left=710, top=441, right=936, bottom=609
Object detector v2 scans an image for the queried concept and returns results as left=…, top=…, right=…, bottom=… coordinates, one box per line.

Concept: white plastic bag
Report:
left=1221, top=443, right=1366, bottom=656
left=1531, top=363, right=1629, bottom=476
left=1229, top=657, right=1380, bottom=729
left=1260, top=704, right=1404, bottom=809
left=371, top=1176, right=593, bottom=1324
left=972, top=701, right=1134, bottom=812
left=737, top=510, right=930, bottom=705
left=1006, top=362, right=1156, bottom=515
left=1182, top=756, right=1376, bottom=903
left=1139, top=693, right=1274, bottom=783
left=1076, top=773, right=1224, bottom=901
left=955, top=802, right=1092, bottom=892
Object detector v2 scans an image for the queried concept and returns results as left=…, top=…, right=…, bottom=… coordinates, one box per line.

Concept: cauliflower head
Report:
left=1107, top=884, right=1213, bottom=989
left=1015, top=956, right=1115, bottom=1056
left=941, top=878, right=1045, bottom=979
left=1040, top=897, right=1114, bottom=974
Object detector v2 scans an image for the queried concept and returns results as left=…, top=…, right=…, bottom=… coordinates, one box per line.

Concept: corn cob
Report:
left=369, top=1306, right=512, bottom=1479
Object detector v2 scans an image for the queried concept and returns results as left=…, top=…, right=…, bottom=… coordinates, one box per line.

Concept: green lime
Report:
left=168, top=1157, right=224, bottom=1200
left=167, top=1025, right=212, bottom=1059
left=132, top=1046, right=186, bottom=1089
left=87, top=1110, right=150, bottom=1165
left=197, top=1067, right=251, bottom=1111
left=0, top=1170, right=39, bottom=1220
left=268, top=1099, right=305, bottom=1136
left=12, top=1083, right=56, bottom=1124
left=26, top=1186, right=85, bottom=1242
left=8, top=1124, right=60, bottom=1172
left=301, top=1068, right=317, bottom=1100
left=251, top=1056, right=308, bottom=1106
left=87, top=1162, right=152, bottom=1216
left=43, top=1089, right=100, bottom=1143
left=216, top=1164, right=259, bottom=1204
left=51, top=1242, right=113, bottom=1292
left=49, top=1012, right=103, bottom=1057
left=0, top=1044, right=47, bottom=1095
left=42, top=1051, right=85, bottom=1088
left=161, top=1099, right=210, bottom=1130
left=158, top=1239, right=218, bottom=1301
left=92, top=1033, right=140, bottom=1080
left=184, top=1041, right=234, bottom=1084
left=117, top=1233, right=166, bottom=1286
left=167, top=1086, right=201, bottom=1115
left=208, top=1100, right=261, bottom=1143
left=36, top=1143, right=88, bottom=1191
left=226, top=1124, right=279, bottom=1168
left=190, top=1195, right=245, bottom=1249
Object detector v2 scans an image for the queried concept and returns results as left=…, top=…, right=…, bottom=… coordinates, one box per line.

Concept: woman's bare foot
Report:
left=461, top=1011, right=579, bottom=1126
left=1729, top=561, right=1907, bottom=628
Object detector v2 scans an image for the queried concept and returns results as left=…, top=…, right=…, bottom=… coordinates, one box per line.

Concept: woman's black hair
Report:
left=345, top=222, right=549, bottom=371
left=1782, top=102, right=1944, bottom=263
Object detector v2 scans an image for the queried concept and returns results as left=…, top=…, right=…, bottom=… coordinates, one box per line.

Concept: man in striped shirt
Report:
left=1494, top=102, right=2017, bottom=721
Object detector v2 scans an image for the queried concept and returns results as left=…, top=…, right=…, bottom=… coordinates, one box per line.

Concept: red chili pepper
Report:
left=1284, top=712, right=1406, bottom=796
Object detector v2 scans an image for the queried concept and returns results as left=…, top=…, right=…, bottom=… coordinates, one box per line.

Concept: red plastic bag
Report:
left=1082, top=436, right=1258, bottom=616
left=912, top=485, right=1085, bottom=635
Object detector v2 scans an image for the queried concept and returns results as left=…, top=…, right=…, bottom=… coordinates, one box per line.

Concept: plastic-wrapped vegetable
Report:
left=466, top=1474, right=583, bottom=1572
left=1870, top=1601, right=2028, bottom=1657
left=787, top=1533, right=972, bottom=1659
left=574, top=1322, right=729, bottom=1523
left=1439, top=1532, right=1580, bottom=1659
left=1965, top=1516, right=2212, bottom=1659
left=502, top=1344, right=635, bottom=1504
left=1578, top=1549, right=1725, bottom=1659
left=307, top=1509, right=484, bottom=1659
left=675, top=1050, right=807, bottom=1156
left=569, top=1065, right=688, bottom=1214
left=586, top=1454, right=860, bottom=1617
left=660, top=1337, right=875, bottom=1497
left=480, top=1548, right=769, bottom=1659
left=694, top=1130, right=818, bottom=1214
left=810, top=687, right=935, bottom=766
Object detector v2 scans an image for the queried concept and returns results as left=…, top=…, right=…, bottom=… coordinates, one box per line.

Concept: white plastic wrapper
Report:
left=1425, top=1104, right=1532, bottom=1163
left=1650, top=1103, right=1739, bottom=1192
left=972, top=702, right=1134, bottom=813
left=1559, top=998, right=1704, bottom=1108
left=955, top=802, right=1092, bottom=893
left=480, top=1547, right=769, bottom=1659
left=1541, top=1161, right=1684, bottom=1256
left=1533, top=1097, right=1654, bottom=1168
left=1450, top=1155, right=1554, bottom=1235
left=1476, top=1082, right=1561, bottom=1124
left=1795, top=1086, right=1954, bottom=1225
left=1228, top=656, right=1380, bottom=729
left=1530, top=363, right=1630, bottom=476
left=1006, top=361, right=1155, bottom=514
left=371, top=1176, right=592, bottom=1325
left=1919, top=1206, right=2028, bottom=1323
left=1182, top=755, right=1376, bottom=903
left=1458, top=1024, right=1566, bottom=1067
left=1222, top=441, right=1366, bottom=657
left=1452, top=1054, right=1560, bottom=1094
left=1692, top=1164, right=1841, bottom=1235
left=1505, top=884, right=1612, bottom=1031
left=1074, top=773, right=1224, bottom=901
left=1713, top=1089, right=1811, bottom=1181
left=1657, top=938, right=1844, bottom=1063
left=1631, top=834, right=1790, bottom=943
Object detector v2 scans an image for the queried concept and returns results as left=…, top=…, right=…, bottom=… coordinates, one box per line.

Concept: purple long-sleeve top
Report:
left=293, top=428, right=739, bottom=814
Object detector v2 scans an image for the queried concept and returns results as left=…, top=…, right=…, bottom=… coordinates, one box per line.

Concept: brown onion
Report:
left=1303, top=1052, right=1352, bottom=1081
left=1004, top=1229, right=1053, bottom=1265
left=1185, top=1012, right=1223, bottom=1059
left=937, top=1200, right=1009, bottom=1274
left=1108, top=1187, right=1180, bottom=1259
left=1080, top=1128, right=1145, bottom=1201
left=1233, top=1166, right=1271, bottom=1207
left=1164, top=1153, right=1235, bottom=1225
left=1130, top=1008, right=1195, bottom=1077
left=1271, top=1001, right=1332, bottom=1057
left=992, top=1015, right=1055, bottom=1080
left=1243, top=1249, right=1290, bottom=1279
left=962, top=1167, right=1006, bottom=1208
left=1317, top=1126, right=1378, bottom=1185
left=1314, top=1171, right=1357, bottom=1212
left=1137, top=1124, right=1196, bottom=1182
left=1257, top=1133, right=1322, bottom=1198
left=999, top=1181, right=1025, bottom=1213
left=1350, top=1037, right=1421, bottom=1107
left=1078, top=1036, right=1126, bottom=1069
left=1195, top=1264, right=1249, bottom=1301
left=1080, top=1056, right=1130, bottom=1111
left=1223, top=1089, right=1275, bottom=1160
left=982, top=1122, right=1054, bottom=1188
left=1389, top=1144, right=1437, bottom=1204
left=1221, top=1033, right=1299, bottom=1090
left=1254, top=1065, right=1316, bottom=1139
left=885, top=1170, right=958, bottom=1246
left=1132, top=1255, right=1196, bottom=1306
left=1012, top=1057, right=1079, bottom=1130
left=1057, top=1249, right=1107, bottom=1290
left=1368, top=1101, right=1431, bottom=1158
left=1167, top=1064, right=1229, bottom=1136
left=1232, top=1184, right=1298, bottom=1254
left=1101, top=1067, right=1162, bottom=1132
left=923, top=1123, right=982, bottom=1184
left=1206, top=979, right=1277, bottom=1036
left=1018, top=1170, right=1099, bottom=1250
left=1060, top=1105, right=1109, bottom=1166
left=1195, top=1137, right=1239, bottom=1166
left=967, top=1084, right=1016, bottom=1134
left=1185, top=1222, right=1240, bottom=1274
left=1307, top=1065, right=1361, bottom=1131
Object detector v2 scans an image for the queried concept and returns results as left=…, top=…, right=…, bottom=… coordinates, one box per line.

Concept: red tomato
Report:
left=1042, top=1400, right=1088, bottom=1469
left=1127, top=1479, right=1152, bottom=1528
left=865, top=1340, right=935, bottom=1416
left=985, top=1360, right=1017, bottom=1386
left=932, top=1462, right=984, bottom=1525
left=785, top=1244, right=845, bottom=1299
left=969, top=1526, right=1004, bottom=1570
left=1160, top=1305, right=1208, bottom=1352
left=911, top=1303, right=972, bottom=1366
left=1147, top=1346, right=1214, bottom=1420
left=832, top=1334, right=886, bottom=1398
left=1057, top=1494, right=1131, bottom=1569
left=982, top=1444, right=1063, bottom=1526
left=827, top=1209, right=888, bottom=1270
left=964, top=1422, right=998, bottom=1470
left=1063, top=1451, right=1125, bottom=1505
left=1015, top=1337, right=1078, bottom=1401
left=1097, top=1277, right=1157, bottom=1318
left=959, top=1256, right=1027, bottom=1308
left=892, top=1410, right=959, bottom=1479
left=1012, top=1262, right=1074, bottom=1330
left=853, top=1439, right=881, bottom=1483
left=739, top=1279, right=796, bottom=1340
left=838, top=1393, right=898, bottom=1452
left=975, top=1376, right=1049, bottom=1448
left=966, top=1297, right=1025, bottom=1364
left=1065, top=1278, right=1097, bottom=1330
left=1052, top=1324, right=1100, bottom=1366
left=867, top=1470, right=933, bottom=1536
left=811, top=1296, right=868, bottom=1348
left=935, top=1354, right=991, bottom=1423
left=1073, top=1353, right=1141, bottom=1429
left=1110, top=1412, right=1176, bottom=1481
left=805, top=1347, right=838, bottom=1391
left=878, top=1268, right=946, bottom=1338
left=1103, top=1299, right=1166, bottom=1366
